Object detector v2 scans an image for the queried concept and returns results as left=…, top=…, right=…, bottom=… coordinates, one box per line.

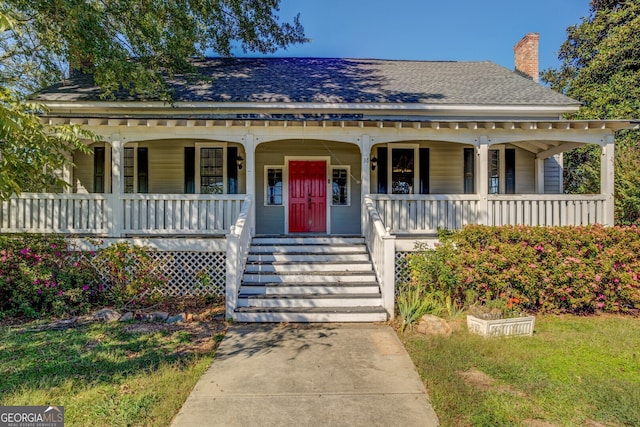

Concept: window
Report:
left=123, top=147, right=134, bottom=193
left=489, top=149, right=500, bottom=194
left=265, top=166, right=283, bottom=205
left=331, top=166, right=350, bottom=206
left=123, top=146, right=149, bottom=193
left=464, top=148, right=475, bottom=194
left=391, top=147, right=415, bottom=194
left=200, top=147, right=224, bottom=194
left=93, top=147, right=105, bottom=193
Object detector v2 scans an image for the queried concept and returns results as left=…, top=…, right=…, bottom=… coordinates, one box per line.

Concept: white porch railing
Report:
left=488, top=195, right=606, bottom=227
left=226, top=195, right=254, bottom=319
left=0, top=193, right=109, bottom=234
left=121, top=194, right=245, bottom=235
left=0, top=193, right=246, bottom=236
left=368, top=194, right=481, bottom=234
left=367, top=194, right=607, bottom=233
left=363, top=195, right=396, bottom=319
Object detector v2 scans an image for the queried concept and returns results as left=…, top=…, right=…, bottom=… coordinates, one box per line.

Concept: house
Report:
left=3, top=33, right=636, bottom=322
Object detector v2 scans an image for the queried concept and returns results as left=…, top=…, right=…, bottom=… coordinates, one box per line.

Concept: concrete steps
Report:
left=234, top=236, right=387, bottom=323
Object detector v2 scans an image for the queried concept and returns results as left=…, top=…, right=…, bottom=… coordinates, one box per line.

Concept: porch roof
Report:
left=35, top=58, right=580, bottom=113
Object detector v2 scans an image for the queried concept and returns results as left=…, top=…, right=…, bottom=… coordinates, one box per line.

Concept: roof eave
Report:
left=39, top=100, right=581, bottom=118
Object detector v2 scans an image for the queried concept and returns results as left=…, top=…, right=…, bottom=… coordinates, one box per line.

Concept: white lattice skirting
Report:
left=90, top=250, right=227, bottom=297
left=150, top=251, right=226, bottom=296
left=395, top=251, right=412, bottom=285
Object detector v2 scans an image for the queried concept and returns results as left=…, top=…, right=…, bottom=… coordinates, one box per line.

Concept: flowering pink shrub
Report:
left=0, top=235, right=104, bottom=318
left=408, top=225, right=640, bottom=314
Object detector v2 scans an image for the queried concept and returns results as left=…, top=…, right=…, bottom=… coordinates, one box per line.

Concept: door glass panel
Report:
left=266, top=168, right=283, bottom=205
left=391, top=148, right=414, bottom=194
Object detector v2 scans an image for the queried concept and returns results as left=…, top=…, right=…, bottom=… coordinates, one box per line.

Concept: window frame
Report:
left=387, top=143, right=419, bottom=195
left=264, top=165, right=284, bottom=206
left=330, top=165, right=351, bottom=206
left=487, top=145, right=517, bottom=195
left=123, top=143, right=137, bottom=194
left=194, top=142, right=228, bottom=195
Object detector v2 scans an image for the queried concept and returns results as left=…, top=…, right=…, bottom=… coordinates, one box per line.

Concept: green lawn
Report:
left=402, top=315, right=640, bottom=427
left=0, top=320, right=224, bottom=426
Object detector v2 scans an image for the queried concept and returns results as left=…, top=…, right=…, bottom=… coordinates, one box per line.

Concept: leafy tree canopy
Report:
left=542, top=0, right=640, bottom=224
left=1, top=0, right=307, bottom=99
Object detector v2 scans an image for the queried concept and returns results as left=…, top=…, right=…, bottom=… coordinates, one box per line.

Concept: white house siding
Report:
left=514, top=145, right=536, bottom=194
left=370, top=141, right=473, bottom=194
left=73, top=142, right=106, bottom=193
left=429, top=142, right=467, bottom=194
left=73, top=139, right=246, bottom=194
left=544, top=154, right=563, bottom=194
left=255, top=140, right=362, bottom=235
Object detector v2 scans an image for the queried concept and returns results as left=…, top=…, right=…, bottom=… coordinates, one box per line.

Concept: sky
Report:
left=240, top=0, right=591, bottom=74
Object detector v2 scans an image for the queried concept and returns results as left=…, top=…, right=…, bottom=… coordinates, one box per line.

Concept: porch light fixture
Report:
left=370, top=156, right=378, bottom=171
left=236, top=155, right=244, bottom=170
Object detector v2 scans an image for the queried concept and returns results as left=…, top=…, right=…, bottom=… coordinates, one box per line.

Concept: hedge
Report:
left=0, top=235, right=167, bottom=319
left=407, top=225, right=640, bottom=314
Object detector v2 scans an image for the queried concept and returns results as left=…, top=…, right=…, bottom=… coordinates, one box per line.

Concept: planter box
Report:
left=466, top=315, right=535, bottom=337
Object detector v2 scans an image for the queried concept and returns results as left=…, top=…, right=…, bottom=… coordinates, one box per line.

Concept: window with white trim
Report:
left=331, top=166, right=350, bottom=206
left=264, top=166, right=283, bottom=205
left=200, top=147, right=224, bottom=194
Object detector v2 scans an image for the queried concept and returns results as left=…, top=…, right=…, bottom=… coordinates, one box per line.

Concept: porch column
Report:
left=360, top=135, right=372, bottom=235
left=601, top=135, right=615, bottom=226
left=109, top=137, right=123, bottom=237
left=535, top=158, right=545, bottom=194
left=243, top=133, right=256, bottom=235
left=477, top=137, right=489, bottom=225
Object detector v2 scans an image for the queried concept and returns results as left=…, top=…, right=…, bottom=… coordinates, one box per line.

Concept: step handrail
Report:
left=363, top=195, right=396, bottom=319
left=226, top=195, right=253, bottom=319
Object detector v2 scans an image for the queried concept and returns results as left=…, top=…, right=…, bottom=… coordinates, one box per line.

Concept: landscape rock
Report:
left=185, top=313, right=194, bottom=322
left=166, top=313, right=186, bottom=324
left=93, top=308, right=120, bottom=323
left=414, top=314, right=452, bottom=336
left=151, top=311, right=169, bottom=322
left=119, top=312, right=134, bottom=322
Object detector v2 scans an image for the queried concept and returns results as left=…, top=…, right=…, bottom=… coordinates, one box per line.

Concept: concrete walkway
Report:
left=171, top=323, right=439, bottom=427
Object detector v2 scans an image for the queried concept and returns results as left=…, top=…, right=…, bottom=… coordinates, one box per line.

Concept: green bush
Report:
left=0, top=236, right=170, bottom=319
left=94, top=242, right=167, bottom=307
left=0, top=234, right=104, bottom=318
left=407, top=225, right=640, bottom=314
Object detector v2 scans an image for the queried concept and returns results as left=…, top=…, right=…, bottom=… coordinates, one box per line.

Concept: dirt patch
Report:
left=522, top=420, right=558, bottom=427
left=458, top=367, right=527, bottom=397
left=122, top=320, right=228, bottom=354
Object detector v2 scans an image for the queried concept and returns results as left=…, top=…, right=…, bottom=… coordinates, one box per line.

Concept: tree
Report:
left=1, top=0, right=307, bottom=98
left=542, top=0, right=640, bottom=224
left=0, top=1, right=306, bottom=198
left=0, top=13, right=93, bottom=199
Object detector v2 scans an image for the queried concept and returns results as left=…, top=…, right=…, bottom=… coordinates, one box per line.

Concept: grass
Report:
left=0, top=321, right=221, bottom=426
left=401, top=315, right=640, bottom=427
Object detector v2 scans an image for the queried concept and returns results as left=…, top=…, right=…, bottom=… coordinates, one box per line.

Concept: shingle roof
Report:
left=34, top=57, right=579, bottom=107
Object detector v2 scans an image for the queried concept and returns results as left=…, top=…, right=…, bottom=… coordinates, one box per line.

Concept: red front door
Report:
left=289, top=160, right=327, bottom=233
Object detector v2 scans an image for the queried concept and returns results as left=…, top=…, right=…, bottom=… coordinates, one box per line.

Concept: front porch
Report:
left=2, top=117, right=628, bottom=321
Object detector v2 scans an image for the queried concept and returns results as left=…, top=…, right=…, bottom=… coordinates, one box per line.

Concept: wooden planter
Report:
left=466, top=315, right=535, bottom=337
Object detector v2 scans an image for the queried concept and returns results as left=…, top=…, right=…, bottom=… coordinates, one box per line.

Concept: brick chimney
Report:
left=514, top=33, right=540, bottom=82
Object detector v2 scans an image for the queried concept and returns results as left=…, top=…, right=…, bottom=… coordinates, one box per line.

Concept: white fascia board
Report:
left=40, top=100, right=581, bottom=117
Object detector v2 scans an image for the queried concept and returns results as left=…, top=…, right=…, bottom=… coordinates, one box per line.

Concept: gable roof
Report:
left=34, top=58, right=579, bottom=109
